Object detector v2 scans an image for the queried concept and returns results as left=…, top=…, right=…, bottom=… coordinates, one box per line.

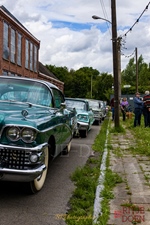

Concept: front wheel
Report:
left=28, top=147, right=49, bottom=194
left=62, top=140, right=72, bottom=155
left=79, top=129, right=87, bottom=138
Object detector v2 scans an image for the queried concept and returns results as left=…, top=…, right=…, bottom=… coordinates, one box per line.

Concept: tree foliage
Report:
left=45, top=54, right=150, bottom=102
left=121, top=55, right=150, bottom=94
left=46, top=65, right=113, bottom=100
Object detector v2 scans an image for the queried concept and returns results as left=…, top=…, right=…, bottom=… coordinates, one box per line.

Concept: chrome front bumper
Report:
left=0, top=143, right=47, bottom=182
left=0, top=164, right=46, bottom=182
left=77, top=121, right=89, bottom=131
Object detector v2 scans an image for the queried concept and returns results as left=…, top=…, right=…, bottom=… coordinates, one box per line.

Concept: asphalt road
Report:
left=0, top=124, right=101, bottom=225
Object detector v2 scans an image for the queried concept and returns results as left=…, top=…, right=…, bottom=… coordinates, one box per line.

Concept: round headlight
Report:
left=29, top=153, right=39, bottom=163
left=21, top=128, right=36, bottom=143
left=7, top=127, right=20, bottom=141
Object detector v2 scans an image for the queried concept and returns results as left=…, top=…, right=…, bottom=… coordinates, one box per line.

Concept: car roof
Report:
left=87, top=99, right=99, bottom=102
left=0, top=76, right=59, bottom=90
left=65, top=97, right=89, bottom=103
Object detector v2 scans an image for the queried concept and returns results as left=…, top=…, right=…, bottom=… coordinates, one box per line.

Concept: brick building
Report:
left=0, top=5, right=64, bottom=92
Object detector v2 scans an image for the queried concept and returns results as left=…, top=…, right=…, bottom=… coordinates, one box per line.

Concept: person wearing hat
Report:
left=133, top=92, right=143, bottom=127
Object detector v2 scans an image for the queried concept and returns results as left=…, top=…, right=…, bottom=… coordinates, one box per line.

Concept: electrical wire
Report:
left=121, top=1, right=150, bottom=38
left=121, top=2, right=150, bottom=58
left=121, top=49, right=135, bottom=58
left=99, top=0, right=111, bottom=36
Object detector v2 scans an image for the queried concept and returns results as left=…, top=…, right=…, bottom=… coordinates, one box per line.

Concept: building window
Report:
left=30, top=42, right=33, bottom=71
left=10, top=28, right=16, bottom=63
left=2, top=70, right=8, bottom=76
left=3, top=22, right=9, bottom=60
left=25, top=39, right=29, bottom=69
left=17, top=32, right=22, bottom=66
left=34, top=45, right=38, bottom=72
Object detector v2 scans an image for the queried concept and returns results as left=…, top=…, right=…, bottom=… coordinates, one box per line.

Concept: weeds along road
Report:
left=0, top=124, right=101, bottom=225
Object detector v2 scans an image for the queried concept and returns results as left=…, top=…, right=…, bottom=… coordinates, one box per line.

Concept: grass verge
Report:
left=66, top=114, right=150, bottom=225
left=125, top=115, right=150, bottom=156
left=65, top=118, right=122, bottom=225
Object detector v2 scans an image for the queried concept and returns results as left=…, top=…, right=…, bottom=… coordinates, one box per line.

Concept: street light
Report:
left=92, top=0, right=120, bottom=128
left=91, top=75, right=93, bottom=98
left=92, top=15, right=112, bottom=24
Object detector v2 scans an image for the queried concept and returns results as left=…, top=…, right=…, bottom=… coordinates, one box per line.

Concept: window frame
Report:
left=10, top=28, right=16, bottom=63
left=3, top=21, right=9, bottom=60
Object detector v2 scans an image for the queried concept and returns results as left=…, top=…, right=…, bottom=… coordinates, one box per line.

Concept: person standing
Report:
left=120, top=97, right=129, bottom=121
left=133, top=92, right=143, bottom=127
left=110, top=97, right=114, bottom=121
left=143, top=90, right=150, bottom=127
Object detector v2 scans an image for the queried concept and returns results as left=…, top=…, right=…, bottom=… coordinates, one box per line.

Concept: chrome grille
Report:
left=93, top=111, right=100, bottom=117
left=0, top=148, right=30, bottom=170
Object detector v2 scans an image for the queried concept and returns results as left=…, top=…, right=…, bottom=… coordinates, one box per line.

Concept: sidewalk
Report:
left=107, top=123, right=150, bottom=225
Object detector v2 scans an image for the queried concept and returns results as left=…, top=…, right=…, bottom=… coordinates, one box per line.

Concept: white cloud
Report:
left=1, top=0, right=150, bottom=74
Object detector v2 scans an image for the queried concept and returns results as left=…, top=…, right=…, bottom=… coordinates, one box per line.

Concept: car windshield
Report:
left=0, top=78, right=52, bottom=107
left=89, top=101, right=100, bottom=109
left=66, top=100, right=86, bottom=110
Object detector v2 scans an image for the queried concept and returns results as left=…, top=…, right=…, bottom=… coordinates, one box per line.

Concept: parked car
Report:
left=103, top=101, right=109, bottom=113
left=0, top=76, right=76, bottom=194
left=99, top=100, right=107, bottom=120
left=65, top=98, right=94, bottom=138
left=87, top=99, right=102, bottom=125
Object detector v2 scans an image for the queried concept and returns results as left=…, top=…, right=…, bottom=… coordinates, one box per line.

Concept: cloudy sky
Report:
left=1, top=0, right=150, bottom=74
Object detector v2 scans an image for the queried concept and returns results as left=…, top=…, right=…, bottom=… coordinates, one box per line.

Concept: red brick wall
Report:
left=0, top=7, right=64, bottom=92
left=0, top=15, right=3, bottom=71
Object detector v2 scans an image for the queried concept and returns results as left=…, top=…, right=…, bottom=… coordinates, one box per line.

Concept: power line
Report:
left=122, top=1, right=150, bottom=38
left=121, top=49, right=135, bottom=58
left=120, top=2, right=150, bottom=59
left=99, top=0, right=111, bottom=36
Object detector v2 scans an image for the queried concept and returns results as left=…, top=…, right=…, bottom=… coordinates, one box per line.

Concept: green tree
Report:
left=121, top=54, right=150, bottom=94
left=121, top=57, right=135, bottom=86
left=69, top=67, right=100, bottom=98
left=93, top=73, right=113, bottom=101
left=45, top=65, right=113, bottom=101
left=46, top=65, right=74, bottom=96
left=71, top=70, right=89, bottom=98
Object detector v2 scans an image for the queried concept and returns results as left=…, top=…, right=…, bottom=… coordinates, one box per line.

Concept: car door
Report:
left=52, top=88, right=73, bottom=154
left=86, top=102, right=94, bottom=127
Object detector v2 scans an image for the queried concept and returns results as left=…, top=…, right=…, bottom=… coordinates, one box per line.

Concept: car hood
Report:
left=0, top=102, right=56, bottom=130
left=91, top=107, right=101, bottom=111
left=75, top=109, right=88, bottom=115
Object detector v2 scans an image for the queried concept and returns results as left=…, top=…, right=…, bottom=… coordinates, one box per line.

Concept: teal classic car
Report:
left=0, top=76, right=76, bottom=193
left=99, top=100, right=107, bottom=120
left=88, top=99, right=102, bottom=125
left=65, top=98, right=94, bottom=138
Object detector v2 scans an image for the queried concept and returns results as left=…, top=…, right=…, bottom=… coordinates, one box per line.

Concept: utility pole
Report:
left=135, top=47, right=138, bottom=92
left=118, top=37, right=122, bottom=99
left=111, top=0, right=120, bottom=127
left=91, top=75, right=93, bottom=98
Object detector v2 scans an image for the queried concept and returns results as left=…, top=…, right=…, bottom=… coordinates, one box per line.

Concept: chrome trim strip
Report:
left=77, top=122, right=89, bottom=127
left=0, top=143, right=48, bottom=151
left=0, top=164, right=46, bottom=182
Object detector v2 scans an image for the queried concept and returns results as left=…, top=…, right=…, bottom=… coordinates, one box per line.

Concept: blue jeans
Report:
left=111, top=107, right=114, bottom=120
left=134, top=108, right=142, bottom=127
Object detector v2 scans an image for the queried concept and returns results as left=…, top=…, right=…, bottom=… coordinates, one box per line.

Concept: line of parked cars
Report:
left=0, top=76, right=107, bottom=194
left=65, top=97, right=107, bottom=137
left=65, top=98, right=95, bottom=138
